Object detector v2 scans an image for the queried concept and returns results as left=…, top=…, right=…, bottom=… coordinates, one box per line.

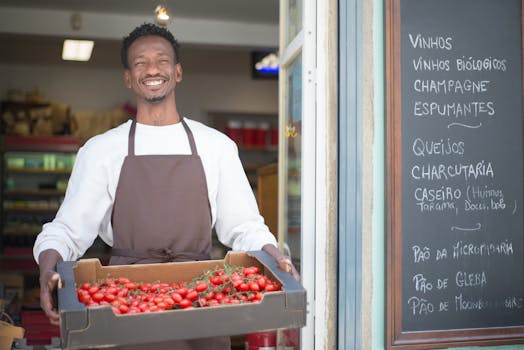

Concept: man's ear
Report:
left=175, top=63, right=183, bottom=83
left=124, top=70, right=132, bottom=88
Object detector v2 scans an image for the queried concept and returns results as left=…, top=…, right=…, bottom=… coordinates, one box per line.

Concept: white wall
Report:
left=0, top=49, right=278, bottom=125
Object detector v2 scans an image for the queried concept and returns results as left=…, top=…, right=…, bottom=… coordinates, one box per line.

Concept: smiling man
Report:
left=34, top=23, right=298, bottom=350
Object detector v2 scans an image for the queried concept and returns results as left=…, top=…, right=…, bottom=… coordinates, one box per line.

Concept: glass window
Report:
left=282, top=54, right=302, bottom=270
left=285, top=0, right=303, bottom=45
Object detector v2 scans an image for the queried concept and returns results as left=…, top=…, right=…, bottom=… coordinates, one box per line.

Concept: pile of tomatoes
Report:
left=76, top=265, right=282, bottom=315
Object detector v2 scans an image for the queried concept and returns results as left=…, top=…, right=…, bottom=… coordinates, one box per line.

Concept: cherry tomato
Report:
left=179, top=299, right=192, bottom=309
left=171, top=292, right=183, bottom=303
left=92, top=292, right=104, bottom=303
left=186, top=290, right=198, bottom=301
left=195, top=282, right=208, bottom=293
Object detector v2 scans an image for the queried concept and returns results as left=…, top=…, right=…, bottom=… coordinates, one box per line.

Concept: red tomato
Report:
left=140, top=283, right=151, bottom=293
left=164, top=297, right=175, bottom=307
left=186, top=290, right=198, bottom=301
left=117, top=288, right=129, bottom=297
left=171, top=292, right=183, bottom=303
left=88, top=286, right=99, bottom=295
left=104, top=293, right=116, bottom=303
left=176, top=287, right=188, bottom=297
left=106, top=287, right=118, bottom=295
left=117, top=277, right=131, bottom=285
left=179, top=299, right=192, bottom=309
left=208, top=299, right=220, bottom=307
left=265, top=284, right=277, bottom=292
left=239, top=283, right=249, bottom=292
left=156, top=302, right=167, bottom=310
left=257, top=276, right=267, bottom=289
left=79, top=292, right=91, bottom=304
left=210, top=276, right=223, bottom=285
left=125, top=282, right=138, bottom=290
left=214, top=292, right=224, bottom=302
left=92, top=292, right=104, bottom=303
left=195, top=282, right=208, bottom=293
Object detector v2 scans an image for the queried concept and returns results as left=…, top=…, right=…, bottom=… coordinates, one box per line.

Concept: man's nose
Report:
left=144, top=61, right=161, bottom=75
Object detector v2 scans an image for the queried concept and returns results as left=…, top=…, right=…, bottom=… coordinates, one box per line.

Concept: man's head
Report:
left=121, top=23, right=180, bottom=69
left=122, top=23, right=183, bottom=106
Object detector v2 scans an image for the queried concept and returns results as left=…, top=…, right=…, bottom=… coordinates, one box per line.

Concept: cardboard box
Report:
left=57, top=250, right=306, bottom=349
left=0, top=273, right=24, bottom=302
left=0, top=320, right=24, bottom=350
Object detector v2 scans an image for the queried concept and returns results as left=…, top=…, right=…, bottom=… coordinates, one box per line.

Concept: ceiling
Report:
left=0, top=0, right=279, bottom=68
left=0, top=0, right=279, bottom=24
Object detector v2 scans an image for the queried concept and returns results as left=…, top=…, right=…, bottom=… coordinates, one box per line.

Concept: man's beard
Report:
left=145, top=94, right=166, bottom=104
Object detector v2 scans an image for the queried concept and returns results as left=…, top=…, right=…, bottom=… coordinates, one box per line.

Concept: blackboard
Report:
left=386, top=0, right=524, bottom=348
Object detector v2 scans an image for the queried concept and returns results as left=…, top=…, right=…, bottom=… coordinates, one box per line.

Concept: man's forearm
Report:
left=262, top=243, right=284, bottom=259
left=38, top=249, right=63, bottom=275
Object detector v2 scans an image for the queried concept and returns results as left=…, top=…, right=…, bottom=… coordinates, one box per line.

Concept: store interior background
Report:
left=0, top=0, right=279, bottom=126
left=0, top=1, right=281, bottom=347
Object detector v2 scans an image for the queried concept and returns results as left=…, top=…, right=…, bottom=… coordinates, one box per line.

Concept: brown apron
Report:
left=108, top=119, right=231, bottom=350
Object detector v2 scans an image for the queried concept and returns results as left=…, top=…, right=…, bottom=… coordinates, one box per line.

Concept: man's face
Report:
left=124, top=35, right=182, bottom=104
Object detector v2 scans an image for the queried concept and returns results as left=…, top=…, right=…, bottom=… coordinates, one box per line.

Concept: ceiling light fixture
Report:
left=155, top=5, right=171, bottom=27
left=62, top=39, right=94, bottom=61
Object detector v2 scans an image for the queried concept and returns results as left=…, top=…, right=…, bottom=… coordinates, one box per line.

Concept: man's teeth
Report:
left=144, top=80, right=163, bottom=86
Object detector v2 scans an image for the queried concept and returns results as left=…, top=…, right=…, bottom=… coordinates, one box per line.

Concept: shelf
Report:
left=4, top=189, right=66, bottom=196
left=243, top=163, right=267, bottom=172
left=3, top=228, right=40, bottom=236
left=5, top=168, right=72, bottom=175
left=2, top=135, right=81, bottom=153
left=0, top=246, right=38, bottom=274
left=238, top=145, right=278, bottom=152
left=3, top=207, right=59, bottom=213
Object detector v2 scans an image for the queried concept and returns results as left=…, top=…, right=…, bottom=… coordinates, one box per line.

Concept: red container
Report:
left=256, top=122, right=270, bottom=147
left=225, top=120, right=243, bottom=145
left=282, top=328, right=300, bottom=349
left=270, top=127, right=279, bottom=147
left=21, top=309, right=60, bottom=345
left=246, top=331, right=276, bottom=349
left=243, top=121, right=258, bottom=147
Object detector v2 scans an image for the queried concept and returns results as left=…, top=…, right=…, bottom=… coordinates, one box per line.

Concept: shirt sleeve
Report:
left=33, top=141, right=115, bottom=263
left=213, top=139, right=278, bottom=252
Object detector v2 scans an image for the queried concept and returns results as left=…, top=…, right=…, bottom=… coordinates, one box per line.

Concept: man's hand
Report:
left=262, top=244, right=300, bottom=281
left=38, top=249, right=63, bottom=325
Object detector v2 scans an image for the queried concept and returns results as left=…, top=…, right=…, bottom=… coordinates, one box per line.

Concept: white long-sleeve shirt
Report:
left=33, top=118, right=277, bottom=262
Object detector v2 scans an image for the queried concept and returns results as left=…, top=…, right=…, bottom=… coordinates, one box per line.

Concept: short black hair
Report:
left=121, top=23, right=180, bottom=69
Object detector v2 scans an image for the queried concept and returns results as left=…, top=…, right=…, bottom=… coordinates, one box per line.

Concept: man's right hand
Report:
left=38, top=249, right=63, bottom=325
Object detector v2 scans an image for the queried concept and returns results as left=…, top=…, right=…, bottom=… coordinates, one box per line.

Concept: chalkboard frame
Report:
left=385, top=0, right=524, bottom=349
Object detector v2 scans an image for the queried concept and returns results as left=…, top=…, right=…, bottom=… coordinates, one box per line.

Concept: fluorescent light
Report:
left=62, top=39, right=94, bottom=61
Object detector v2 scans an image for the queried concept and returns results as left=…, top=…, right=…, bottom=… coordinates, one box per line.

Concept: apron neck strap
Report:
left=181, top=118, right=198, bottom=156
left=128, top=118, right=198, bottom=156
left=128, top=119, right=137, bottom=156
